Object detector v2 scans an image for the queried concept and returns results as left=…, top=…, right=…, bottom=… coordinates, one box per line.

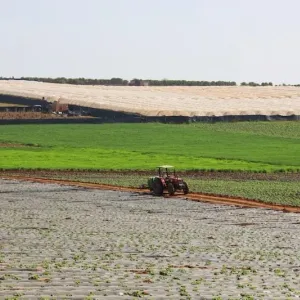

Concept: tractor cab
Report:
left=157, top=165, right=176, bottom=179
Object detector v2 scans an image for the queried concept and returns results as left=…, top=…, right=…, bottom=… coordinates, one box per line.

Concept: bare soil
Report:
left=0, top=112, right=59, bottom=119
left=0, top=112, right=94, bottom=120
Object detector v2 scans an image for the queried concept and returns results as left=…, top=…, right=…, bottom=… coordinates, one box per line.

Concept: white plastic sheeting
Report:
left=0, top=80, right=300, bottom=117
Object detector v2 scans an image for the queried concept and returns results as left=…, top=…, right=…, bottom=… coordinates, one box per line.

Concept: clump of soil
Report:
left=0, top=143, right=39, bottom=148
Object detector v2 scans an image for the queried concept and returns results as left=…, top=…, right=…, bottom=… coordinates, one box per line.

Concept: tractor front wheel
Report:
left=167, top=183, right=175, bottom=196
left=152, top=178, right=164, bottom=196
left=182, top=181, right=189, bottom=194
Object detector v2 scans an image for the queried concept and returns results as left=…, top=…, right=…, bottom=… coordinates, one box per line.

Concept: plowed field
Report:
left=0, top=112, right=60, bottom=119
left=2, top=178, right=300, bottom=299
left=0, top=112, right=90, bottom=120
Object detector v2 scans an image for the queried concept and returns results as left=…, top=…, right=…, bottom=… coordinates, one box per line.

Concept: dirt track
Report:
left=3, top=175, right=300, bottom=213
left=2, top=169, right=300, bottom=181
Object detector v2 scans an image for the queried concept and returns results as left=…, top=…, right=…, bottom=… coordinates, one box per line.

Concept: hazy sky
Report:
left=1, top=0, right=300, bottom=83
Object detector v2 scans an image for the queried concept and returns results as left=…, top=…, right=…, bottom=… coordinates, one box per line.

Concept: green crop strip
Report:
left=0, top=122, right=299, bottom=171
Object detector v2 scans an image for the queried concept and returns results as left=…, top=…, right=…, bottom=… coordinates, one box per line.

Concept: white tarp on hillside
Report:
left=0, top=80, right=299, bottom=117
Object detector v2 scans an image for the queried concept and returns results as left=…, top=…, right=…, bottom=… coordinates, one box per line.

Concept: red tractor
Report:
left=148, top=165, right=189, bottom=196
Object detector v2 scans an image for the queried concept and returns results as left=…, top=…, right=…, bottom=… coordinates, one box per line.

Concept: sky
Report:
left=1, top=0, right=300, bottom=84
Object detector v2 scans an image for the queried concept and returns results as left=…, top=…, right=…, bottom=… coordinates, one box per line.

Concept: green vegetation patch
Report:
left=0, top=122, right=299, bottom=171
left=28, top=172, right=300, bottom=206
left=189, top=179, right=300, bottom=206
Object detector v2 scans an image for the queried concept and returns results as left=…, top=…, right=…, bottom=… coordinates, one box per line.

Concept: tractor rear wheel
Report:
left=152, top=178, right=164, bottom=196
left=182, top=181, right=189, bottom=194
left=167, top=183, right=175, bottom=196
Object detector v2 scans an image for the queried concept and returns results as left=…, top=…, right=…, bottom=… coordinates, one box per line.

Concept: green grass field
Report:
left=0, top=122, right=299, bottom=171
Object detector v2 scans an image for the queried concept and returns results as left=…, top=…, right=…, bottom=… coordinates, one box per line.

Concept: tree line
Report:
left=241, top=82, right=273, bottom=86
left=0, top=76, right=236, bottom=86
left=0, top=76, right=300, bottom=87
left=146, top=80, right=236, bottom=86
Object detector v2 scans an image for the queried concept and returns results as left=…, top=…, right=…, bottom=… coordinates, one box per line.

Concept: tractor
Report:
left=148, top=165, right=189, bottom=196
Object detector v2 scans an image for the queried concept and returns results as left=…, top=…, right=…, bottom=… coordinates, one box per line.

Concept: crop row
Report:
left=23, top=172, right=299, bottom=207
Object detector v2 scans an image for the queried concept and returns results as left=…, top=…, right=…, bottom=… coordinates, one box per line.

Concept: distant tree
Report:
left=110, top=78, right=124, bottom=85
left=248, top=82, right=260, bottom=87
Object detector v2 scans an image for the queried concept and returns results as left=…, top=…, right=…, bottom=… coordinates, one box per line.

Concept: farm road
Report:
left=1, top=179, right=300, bottom=299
